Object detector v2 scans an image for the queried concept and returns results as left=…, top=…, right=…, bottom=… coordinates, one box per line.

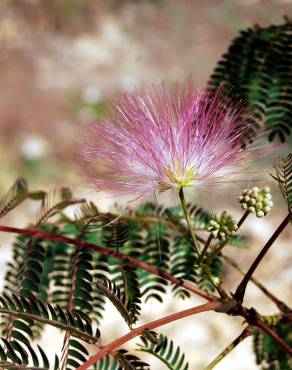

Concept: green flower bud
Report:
left=238, top=186, right=273, bottom=217
left=208, top=211, right=238, bottom=241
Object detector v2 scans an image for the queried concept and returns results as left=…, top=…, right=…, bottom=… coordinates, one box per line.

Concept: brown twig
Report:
left=223, top=254, right=291, bottom=313
left=234, top=212, right=292, bottom=303
left=0, top=224, right=217, bottom=302
left=77, top=301, right=222, bottom=370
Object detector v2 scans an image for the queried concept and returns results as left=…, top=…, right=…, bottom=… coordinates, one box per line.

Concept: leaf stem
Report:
left=0, top=307, right=97, bottom=344
left=206, top=210, right=249, bottom=263
left=237, top=210, right=249, bottom=228
left=77, top=301, right=222, bottom=370
left=198, top=234, right=213, bottom=264
left=206, top=240, right=228, bottom=262
left=204, top=327, right=252, bottom=370
left=234, top=212, right=292, bottom=304
left=178, top=187, right=201, bottom=256
left=0, top=224, right=217, bottom=302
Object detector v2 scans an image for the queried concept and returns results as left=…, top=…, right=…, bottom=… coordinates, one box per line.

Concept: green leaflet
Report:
left=138, top=333, right=189, bottom=370
left=211, top=21, right=292, bottom=143
left=0, top=336, right=58, bottom=369
left=271, top=153, right=292, bottom=213
left=253, top=322, right=292, bottom=370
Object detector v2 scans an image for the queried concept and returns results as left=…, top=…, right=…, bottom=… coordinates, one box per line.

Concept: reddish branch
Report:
left=234, top=212, right=291, bottom=303
left=77, top=301, right=222, bottom=370
left=1, top=223, right=292, bottom=366
left=0, top=224, right=217, bottom=302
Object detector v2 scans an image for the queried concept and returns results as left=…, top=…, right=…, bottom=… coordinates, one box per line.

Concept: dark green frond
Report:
left=97, top=277, right=134, bottom=326
left=139, top=223, right=170, bottom=303
left=271, top=153, right=292, bottom=212
left=102, top=219, right=130, bottom=252
left=0, top=337, right=58, bottom=369
left=93, top=354, right=120, bottom=370
left=119, top=264, right=141, bottom=324
left=1, top=234, right=54, bottom=340
left=0, top=178, right=28, bottom=218
left=170, top=235, right=196, bottom=299
left=114, top=349, right=149, bottom=370
left=0, top=294, right=99, bottom=344
left=210, top=21, right=292, bottom=143
left=63, top=338, right=89, bottom=370
left=138, top=333, right=189, bottom=370
left=253, top=321, right=292, bottom=369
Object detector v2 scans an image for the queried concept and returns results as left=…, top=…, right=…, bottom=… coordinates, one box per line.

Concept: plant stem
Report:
left=77, top=301, right=222, bottom=370
left=204, top=327, right=252, bottom=370
left=178, top=187, right=201, bottom=256
left=198, top=234, right=213, bottom=264
left=207, top=210, right=250, bottom=263
left=0, top=224, right=217, bottom=302
left=177, top=188, right=227, bottom=297
left=206, top=240, right=228, bottom=262
left=222, top=254, right=291, bottom=313
left=234, top=212, right=292, bottom=304
left=237, top=210, right=249, bottom=228
left=0, top=307, right=97, bottom=344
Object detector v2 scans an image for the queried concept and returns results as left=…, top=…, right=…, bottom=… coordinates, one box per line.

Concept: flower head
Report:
left=80, top=82, right=258, bottom=198
left=238, top=186, right=273, bottom=217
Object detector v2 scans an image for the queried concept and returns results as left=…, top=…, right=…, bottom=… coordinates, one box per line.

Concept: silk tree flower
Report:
left=80, top=82, right=259, bottom=198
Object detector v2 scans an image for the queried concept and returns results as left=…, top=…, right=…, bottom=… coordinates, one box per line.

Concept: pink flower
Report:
left=80, top=82, right=258, bottom=198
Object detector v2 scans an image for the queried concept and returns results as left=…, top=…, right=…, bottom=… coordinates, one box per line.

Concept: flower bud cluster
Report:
left=238, top=186, right=273, bottom=218
left=207, top=211, right=238, bottom=241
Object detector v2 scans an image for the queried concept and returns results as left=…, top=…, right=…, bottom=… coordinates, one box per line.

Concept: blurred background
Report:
left=0, top=1, right=292, bottom=369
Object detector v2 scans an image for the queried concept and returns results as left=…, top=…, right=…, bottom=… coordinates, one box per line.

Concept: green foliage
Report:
left=271, top=153, right=292, bottom=212
left=64, top=338, right=89, bottom=370
left=229, top=234, right=248, bottom=248
left=211, top=20, right=292, bottom=142
left=138, top=333, right=189, bottom=370
left=94, top=350, right=149, bottom=370
left=139, top=222, right=170, bottom=303
left=94, top=354, right=120, bottom=370
left=253, top=322, right=292, bottom=370
left=0, top=294, right=99, bottom=344
left=0, top=337, right=58, bottom=370
left=114, top=349, right=149, bottom=370
left=97, top=277, right=136, bottom=327
left=170, top=235, right=196, bottom=299
left=1, top=177, right=289, bottom=369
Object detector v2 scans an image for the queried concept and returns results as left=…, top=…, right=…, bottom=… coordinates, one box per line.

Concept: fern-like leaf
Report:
left=253, top=322, right=292, bottom=369
left=0, top=337, right=59, bottom=369
left=139, top=223, right=170, bottom=303
left=114, top=349, right=149, bottom=370
left=36, top=188, right=84, bottom=226
left=210, top=21, right=292, bottom=143
left=0, top=294, right=99, bottom=344
left=138, top=333, right=189, bottom=370
left=0, top=178, right=28, bottom=218
left=271, top=153, right=292, bottom=212
left=97, top=278, right=134, bottom=327
left=170, top=235, right=196, bottom=299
